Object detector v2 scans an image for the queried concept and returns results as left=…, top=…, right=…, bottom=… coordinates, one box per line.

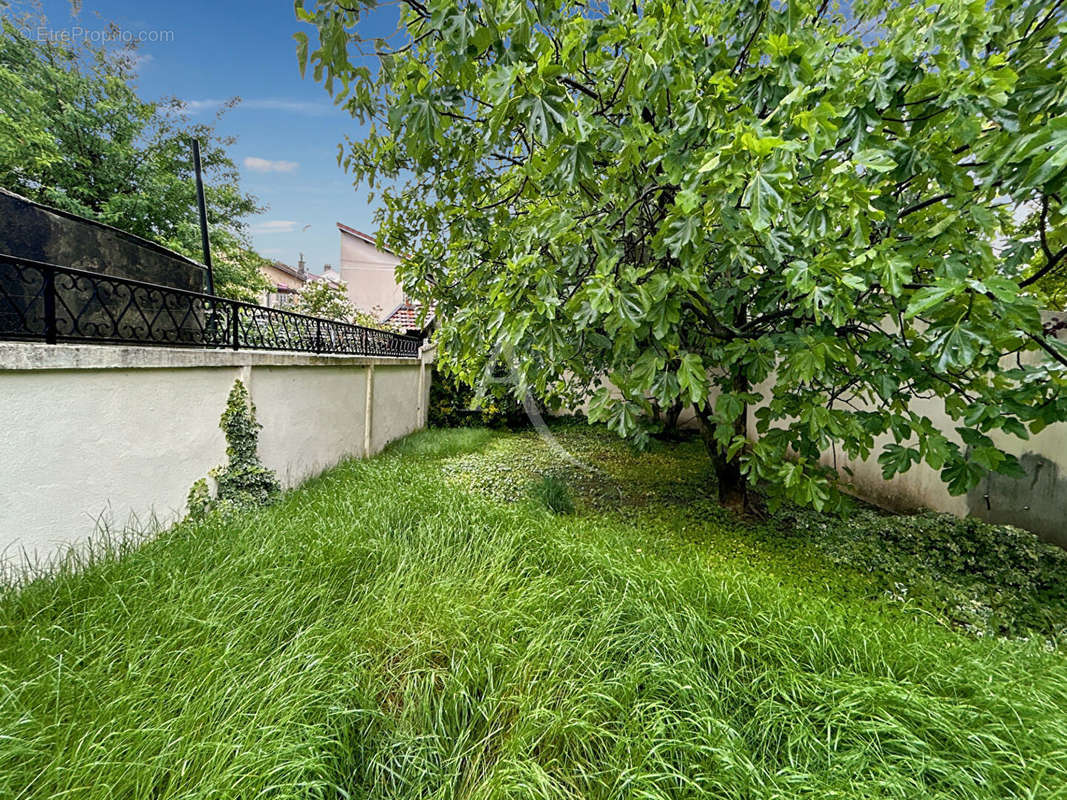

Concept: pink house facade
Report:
left=337, top=223, right=405, bottom=321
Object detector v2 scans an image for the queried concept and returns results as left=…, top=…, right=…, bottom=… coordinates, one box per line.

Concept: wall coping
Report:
left=0, top=342, right=432, bottom=371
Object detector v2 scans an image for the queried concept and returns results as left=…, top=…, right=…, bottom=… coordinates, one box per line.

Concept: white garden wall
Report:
left=802, top=389, right=1067, bottom=548
left=566, top=323, right=1067, bottom=547
left=0, top=342, right=434, bottom=569
left=683, top=380, right=1067, bottom=547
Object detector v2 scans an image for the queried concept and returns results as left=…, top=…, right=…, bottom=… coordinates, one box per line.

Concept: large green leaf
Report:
left=677, top=353, right=708, bottom=405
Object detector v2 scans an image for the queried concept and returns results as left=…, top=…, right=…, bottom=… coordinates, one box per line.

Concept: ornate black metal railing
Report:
left=0, top=254, right=421, bottom=358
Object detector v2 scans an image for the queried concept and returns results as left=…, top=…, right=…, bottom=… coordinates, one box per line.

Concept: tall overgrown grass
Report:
left=529, top=473, right=575, bottom=514
left=1, top=428, right=1065, bottom=798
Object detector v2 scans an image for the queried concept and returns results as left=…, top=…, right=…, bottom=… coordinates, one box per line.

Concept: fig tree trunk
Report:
left=694, top=375, right=749, bottom=512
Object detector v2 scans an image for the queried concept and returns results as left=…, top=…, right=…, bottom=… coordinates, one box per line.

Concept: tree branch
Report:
left=1028, top=332, right=1067, bottom=369
left=558, top=76, right=599, bottom=101
left=898, top=193, right=953, bottom=219
left=1019, top=195, right=1067, bottom=288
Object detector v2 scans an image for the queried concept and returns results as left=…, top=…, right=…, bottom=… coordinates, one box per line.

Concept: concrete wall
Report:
left=677, top=375, right=1067, bottom=547
left=0, top=189, right=206, bottom=291
left=767, top=318, right=1067, bottom=546
left=370, top=365, right=424, bottom=454
left=338, top=229, right=404, bottom=320
left=806, top=388, right=1067, bottom=546
left=803, top=388, right=1067, bottom=549
left=0, top=342, right=433, bottom=569
left=568, top=323, right=1067, bottom=547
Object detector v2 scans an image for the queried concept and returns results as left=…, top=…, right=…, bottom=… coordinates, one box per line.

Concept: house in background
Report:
left=258, top=225, right=428, bottom=330
left=381, top=301, right=423, bottom=333
left=319, top=264, right=344, bottom=285
left=337, top=222, right=429, bottom=334
left=260, top=254, right=345, bottom=310
left=337, top=222, right=405, bottom=318
left=260, top=255, right=309, bottom=308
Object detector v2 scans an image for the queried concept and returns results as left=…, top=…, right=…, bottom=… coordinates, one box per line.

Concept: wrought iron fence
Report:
left=0, top=254, right=421, bottom=358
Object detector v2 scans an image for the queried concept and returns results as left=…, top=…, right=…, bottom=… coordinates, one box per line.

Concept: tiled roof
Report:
left=268, top=261, right=308, bottom=281
left=382, top=301, right=433, bottom=331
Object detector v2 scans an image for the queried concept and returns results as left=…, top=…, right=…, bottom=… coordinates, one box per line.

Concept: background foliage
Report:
left=291, top=279, right=402, bottom=331
left=0, top=9, right=270, bottom=301
left=428, top=367, right=529, bottom=429
left=292, top=278, right=357, bottom=321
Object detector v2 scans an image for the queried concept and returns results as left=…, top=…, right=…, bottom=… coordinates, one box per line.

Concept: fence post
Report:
left=43, top=265, right=56, bottom=344
left=231, top=302, right=240, bottom=351
left=315, top=318, right=322, bottom=354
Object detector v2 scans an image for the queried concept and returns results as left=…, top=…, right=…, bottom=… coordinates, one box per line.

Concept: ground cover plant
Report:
left=1, top=426, right=1066, bottom=798
left=443, top=422, right=1067, bottom=643
left=189, top=380, right=281, bottom=517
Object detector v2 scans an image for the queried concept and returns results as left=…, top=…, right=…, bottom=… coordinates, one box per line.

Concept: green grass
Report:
left=441, top=422, right=1067, bottom=643
left=528, top=474, right=575, bottom=515
left=2, top=426, right=1066, bottom=798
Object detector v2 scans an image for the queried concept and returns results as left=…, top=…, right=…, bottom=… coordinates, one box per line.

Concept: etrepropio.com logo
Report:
left=31, top=26, right=175, bottom=44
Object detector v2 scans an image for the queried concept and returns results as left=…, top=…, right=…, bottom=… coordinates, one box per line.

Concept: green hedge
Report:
left=428, top=368, right=528, bottom=429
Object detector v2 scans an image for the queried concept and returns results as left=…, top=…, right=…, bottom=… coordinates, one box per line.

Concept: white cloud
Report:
left=244, top=156, right=299, bottom=173
left=183, top=98, right=334, bottom=116
left=182, top=99, right=227, bottom=114
left=243, top=99, right=335, bottom=115
left=251, top=220, right=299, bottom=234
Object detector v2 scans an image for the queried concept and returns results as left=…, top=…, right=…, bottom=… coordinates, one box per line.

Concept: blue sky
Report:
left=35, top=0, right=399, bottom=275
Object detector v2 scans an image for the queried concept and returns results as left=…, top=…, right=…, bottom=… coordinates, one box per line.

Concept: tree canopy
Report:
left=299, top=0, right=1067, bottom=509
left=292, top=278, right=357, bottom=321
left=0, top=11, right=270, bottom=301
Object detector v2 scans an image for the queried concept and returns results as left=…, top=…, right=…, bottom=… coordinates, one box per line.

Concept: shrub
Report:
left=530, top=474, right=574, bottom=515
left=188, top=380, right=281, bottom=518
left=428, top=368, right=527, bottom=429
left=186, top=478, right=212, bottom=519
left=779, top=506, right=1067, bottom=641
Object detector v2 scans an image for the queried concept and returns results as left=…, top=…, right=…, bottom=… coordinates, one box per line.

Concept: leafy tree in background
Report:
left=292, top=278, right=356, bottom=321
left=0, top=11, right=270, bottom=301
left=292, top=278, right=403, bottom=330
left=351, top=306, right=394, bottom=331
left=298, top=0, right=1067, bottom=510
left=428, top=367, right=530, bottom=429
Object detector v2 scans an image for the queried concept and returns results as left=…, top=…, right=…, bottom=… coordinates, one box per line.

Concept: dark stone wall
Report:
left=0, top=189, right=206, bottom=292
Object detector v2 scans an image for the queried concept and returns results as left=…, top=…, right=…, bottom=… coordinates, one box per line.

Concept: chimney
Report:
left=297, top=252, right=306, bottom=277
